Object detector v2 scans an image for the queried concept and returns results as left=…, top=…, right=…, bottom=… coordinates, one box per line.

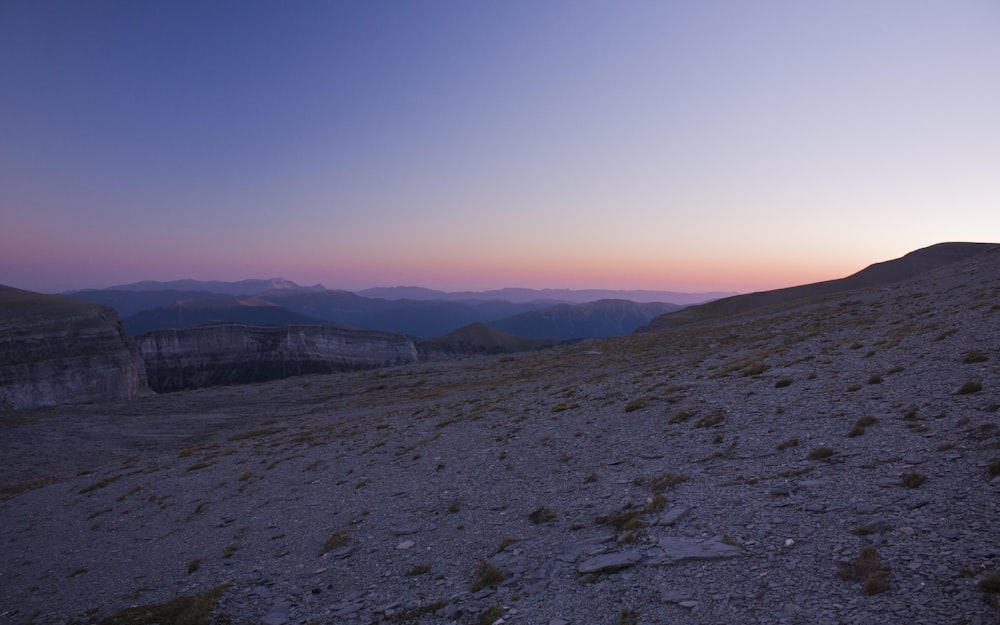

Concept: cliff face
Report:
left=0, top=286, right=149, bottom=409
left=138, top=323, right=420, bottom=392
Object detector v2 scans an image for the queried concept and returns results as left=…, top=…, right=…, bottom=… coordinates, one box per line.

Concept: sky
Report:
left=1, top=1, right=998, bottom=294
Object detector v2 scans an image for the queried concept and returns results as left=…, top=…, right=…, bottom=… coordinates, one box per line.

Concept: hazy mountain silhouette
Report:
left=419, top=322, right=555, bottom=355
left=121, top=297, right=328, bottom=335
left=357, top=286, right=733, bottom=305
left=65, top=280, right=704, bottom=340
left=101, top=278, right=324, bottom=296
left=490, top=299, right=679, bottom=340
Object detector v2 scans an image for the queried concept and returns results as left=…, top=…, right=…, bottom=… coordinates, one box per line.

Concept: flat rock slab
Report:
left=650, top=537, right=744, bottom=564
left=577, top=550, right=644, bottom=574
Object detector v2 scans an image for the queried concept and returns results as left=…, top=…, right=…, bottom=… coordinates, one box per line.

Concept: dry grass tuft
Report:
left=808, top=446, right=834, bottom=460
left=901, top=472, right=926, bottom=488
left=956, top=380, right=983, bottom=395
left=470, top=561, right=511, bottom=592
left=96, top=583, right=230, bottom=625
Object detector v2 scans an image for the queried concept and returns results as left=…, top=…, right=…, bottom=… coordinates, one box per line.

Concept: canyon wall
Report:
left=0, top=285, right=149, bottom=409
left=138, top=323, right=420, bottom=392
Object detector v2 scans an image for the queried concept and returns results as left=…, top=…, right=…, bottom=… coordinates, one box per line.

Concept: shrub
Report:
left=774, top=377, right=793, bottom=388
left=776, top=437, right=799, bottom=451
left=849, top=416, right=878, bottom=438
left=693, top=411, right=724, bottom=428
left=95, top=583, right=229, bottom=625
left=742, top=362, right=770, bottom=377
left=854, top=546, right=891, bottom=595
left=479, top=606, right=505, bottom=625
left=867, top=374, right=883, bottom=385
left=470, top=561, right=511, bottom=591
left=624, top=397, right=649, bottom=412
left=648, top=472, right=689, bottom=492
left=901, top=472, right=926, bottom=488
left=320, top=529, right=349, bottom=555
left=528, top=507, right=556, bottom=524
left=980, top=573, right=1000, bottom=593
left=956, top=380, right=983, bottom=395
left=964, top=349, right=988, bottom=364
left=808, top=446, right=834, bottom=460
left=668, top=409, right=694, bottom=424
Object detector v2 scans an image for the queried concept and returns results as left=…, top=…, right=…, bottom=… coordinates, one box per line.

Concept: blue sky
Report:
left=2, top=1, right=998, bottom=293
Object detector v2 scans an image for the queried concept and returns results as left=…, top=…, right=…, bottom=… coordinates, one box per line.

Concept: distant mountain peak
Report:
left=103, top=278, right=326, bottom=296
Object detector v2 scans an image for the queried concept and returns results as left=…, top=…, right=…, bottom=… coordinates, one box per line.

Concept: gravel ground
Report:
left=2, top=249, right=999, bottom=625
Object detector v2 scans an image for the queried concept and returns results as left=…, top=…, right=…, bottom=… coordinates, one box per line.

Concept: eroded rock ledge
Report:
left=0, top=285, right=148, bottom=409
left=137, top=323, right=420, bottom=392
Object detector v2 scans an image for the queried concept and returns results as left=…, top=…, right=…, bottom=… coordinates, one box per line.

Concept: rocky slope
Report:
left=0, top=285, right=148, bottom=409
left=137, top=324, right=421, bottom=392
left=639, top=242, right=999, bottom=332
left=1, top=246, right=998, bottom=625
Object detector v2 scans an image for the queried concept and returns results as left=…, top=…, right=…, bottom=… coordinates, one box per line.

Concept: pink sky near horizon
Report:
left=2, top=2, right=998, bottom=295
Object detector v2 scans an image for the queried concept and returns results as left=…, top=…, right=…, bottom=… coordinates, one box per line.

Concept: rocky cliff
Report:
left=0, top=285, right=149, bottom=409
left=137, top=323, right=420, bottom=392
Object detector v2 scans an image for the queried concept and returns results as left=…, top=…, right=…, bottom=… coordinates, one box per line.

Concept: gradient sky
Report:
left=2, top=1, right=998, bottom=294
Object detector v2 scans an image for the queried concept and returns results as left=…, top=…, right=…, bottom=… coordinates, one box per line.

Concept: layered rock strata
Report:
left=137, top=323, right=420, bottom=392
left=0, top=285, right=149, bottom=409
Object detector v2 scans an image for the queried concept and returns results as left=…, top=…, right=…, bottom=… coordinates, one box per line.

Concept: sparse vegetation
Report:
left=808, top=446, right=834, bottom=460
left=989, top=458, right=1000, bottom=477
left=980, top=573, right=1000, bottom=593
left=693, top=411, right=724, bottom=428
left=405, top=563, right=431, bottom=576
left=495, top=536, right=519, bottom=553
left=648, top=472, right=689, bottom=492
left=528, top=506, right=556, bottom=524
left=867, top=374, right=883, bottom=385
left=742, top=362, right=769, bottom=377
left=901, top=472, right=926, bottom=488
left=227, top=427, right=282, bottom=441
left=470, top=561, right=511, bottom=592
left=320, top=529, right=349, bottom=555
left=956, top=380, right=983, bottom=395
left=186, top=558, right=201, bottom=575
left=95, top=583, right=230, bottom=625
left=963, top=349, right=988, bottom=364
left=774, top=377, right=793, bottom=388
left=849, top=416, right=878, bottom=437
left=624, top=396, right=649, bottom=412
left=479, top=606, right=505, bottom=625
left=668, top=409, right=694, bottom=424
left=855, top=546, right=891, bottom=595
left=776, top=437, right=798, bottom=451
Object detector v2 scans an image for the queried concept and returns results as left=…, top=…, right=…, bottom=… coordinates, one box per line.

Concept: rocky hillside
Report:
left=0, top=285, right=148, bottom=409
left=1, top=245, right=998, bottom=625
left=639, top=242, right=998, bottom=332
left=137, top=323, right=421, bottom=392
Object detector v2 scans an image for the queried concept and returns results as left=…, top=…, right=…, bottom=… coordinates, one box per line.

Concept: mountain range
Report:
left=64, top=285, right=696, bottom=340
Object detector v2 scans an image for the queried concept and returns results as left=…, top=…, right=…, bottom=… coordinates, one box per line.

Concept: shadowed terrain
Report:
left=2, top=244, right=999, bottom=625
